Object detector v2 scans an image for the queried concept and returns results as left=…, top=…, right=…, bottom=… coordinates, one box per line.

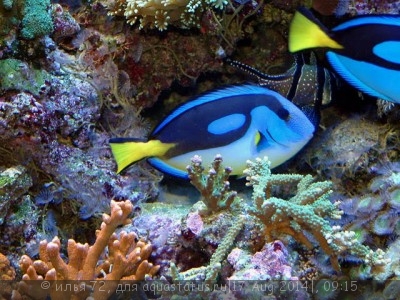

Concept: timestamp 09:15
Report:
left=251, top=280, right=359, bottom=295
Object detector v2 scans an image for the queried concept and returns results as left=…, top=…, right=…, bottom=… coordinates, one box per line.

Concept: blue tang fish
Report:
left=109, top=85, right=316, bottom=179
left=289, top=7, right=400, bottom=103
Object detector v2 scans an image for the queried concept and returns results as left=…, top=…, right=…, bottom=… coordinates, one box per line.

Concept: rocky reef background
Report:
left=1, top=0, right=400, bottom=299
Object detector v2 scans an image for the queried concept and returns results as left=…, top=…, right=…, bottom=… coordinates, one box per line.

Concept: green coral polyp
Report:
left=2, top=0, right=13, bottom=10
left=389, top=188, right=400, bottom=209
left=107, top=0, right=228, bottom=30
left=373, top=212, right=396, bottom=235
left=21, top=0, right=53, bottom=39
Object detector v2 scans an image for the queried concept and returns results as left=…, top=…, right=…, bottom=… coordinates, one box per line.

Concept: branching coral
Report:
left=15, top=200, right=159, bottom=300
left=170, top=214, right=244, bottom=281
left=244, top=157, right=389, bottom=272
left=187, top=154, right=238, bottom=214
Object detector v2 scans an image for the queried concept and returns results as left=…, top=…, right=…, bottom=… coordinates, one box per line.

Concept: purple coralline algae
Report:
left=129, top=203, right=188, bottom=276
left=186, top=211, right=204, bottom=235
left=227, top=241, right=294, bottom=280
left=51, top=4, right=81, bottom=43
left=350, top=0, right=400, bottom=15
left=312, top=0, right=400, bottom=16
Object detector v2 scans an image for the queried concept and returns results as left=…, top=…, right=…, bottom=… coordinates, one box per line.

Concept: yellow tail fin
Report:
left=289, top=8, right=344, bottom=53
left=109, top=139, right=175, bottom=173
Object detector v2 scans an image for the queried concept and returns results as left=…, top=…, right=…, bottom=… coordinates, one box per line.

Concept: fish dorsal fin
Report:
left=153, top=84, right=275, bottom=134
left=309, top=52, right=317, bottom=65
left=333, top=14, right=400, bottom=31
left=224, top=57, right=292, bottom=82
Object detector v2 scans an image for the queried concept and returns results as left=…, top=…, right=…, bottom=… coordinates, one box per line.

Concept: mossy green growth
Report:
left=0, top=2, right=19, bottom=40
left=7, top=195, right=38, bottom=227
left=0, top=58, right=51, bottom=96
left=21, top=0, right=53, bottom=39
left=0, top=166, right=32, bottom=225
left=2, top=0, right=13, bottom=10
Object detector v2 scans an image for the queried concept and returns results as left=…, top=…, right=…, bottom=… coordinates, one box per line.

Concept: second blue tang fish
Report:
left=110, top=85, right=316, bottom=179
left=289, top=7, right=400, bottom=103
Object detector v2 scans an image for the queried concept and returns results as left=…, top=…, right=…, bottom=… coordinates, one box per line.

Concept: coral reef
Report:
left=0, top=252, right=15, bottom=280
left=0, top=59, right=51, bottom=97
left=15, top=200, right=159, bottom=299
left=1, top=194, right=40, bottom=263
left=299, top=115, right=391, bottom=194
left=311, top=0, right=400, bottom=16
left=170, top=214, right=244, bottom=281
left=0, top=166, right=32, bottom=225
left=227, top=240, right=294, bottom=280
left=21, top=0, right=54, bottom=39
left=0, top=1, right=399, bottom=299
left=349, top=0, right=400, bottom=15
left=0, top=252, right=16, bottom=300
left=187, top=154, right=238, bottom=214
left=51, top=4, right=81, bottom=43
left=245, top=157, right=388, bottom=273
left=338, top=164, right=400, bottom=278
left=342, top=169, right=400, bottom=238
left=106, top=0, right=228, bottom=31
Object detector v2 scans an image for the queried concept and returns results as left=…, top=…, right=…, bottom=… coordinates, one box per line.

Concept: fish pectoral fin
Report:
left=109, top=138, right=175, bottom=173
left=255, top=130, right=273, bottom=152
left=254, top=130, right=261, bottom=146
left=289, top=7, right=344, bottom=52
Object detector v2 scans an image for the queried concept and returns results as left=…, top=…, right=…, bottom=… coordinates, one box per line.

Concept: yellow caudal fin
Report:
left=109, top=138, right=175, bottom=173
left=289, top=7, right=344, bottom=53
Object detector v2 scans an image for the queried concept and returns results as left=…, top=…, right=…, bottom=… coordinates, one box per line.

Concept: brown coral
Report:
left=187, top=154, right=238, bottom=214
left=15, top=200, right=159, bottom=300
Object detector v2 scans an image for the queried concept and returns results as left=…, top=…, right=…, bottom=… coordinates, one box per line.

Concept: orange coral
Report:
left=0, top=252, right=15, bottom=280
left=14, top=200, right=159, bottom=300
left=0, top=253, right=16, bottom=299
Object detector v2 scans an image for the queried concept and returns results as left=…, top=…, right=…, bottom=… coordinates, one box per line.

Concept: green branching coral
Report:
left=187, top=154, right=238, bottom=214
left=244, top=157, right=389, bottom=272
left=170, top=215, right=244, bottom=281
